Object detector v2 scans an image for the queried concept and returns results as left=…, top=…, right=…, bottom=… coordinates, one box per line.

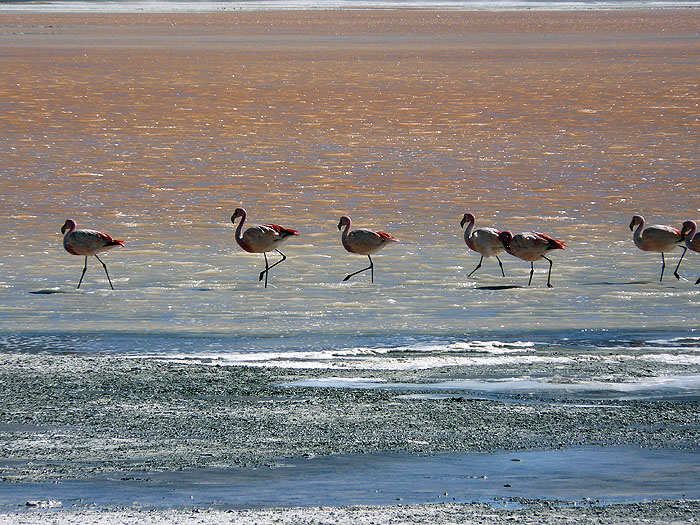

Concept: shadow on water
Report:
left=28, top=289, right=75, bottom=295
left=476, top=285, right=523, bottom=290
left=585, top=280, right=662, bottom=286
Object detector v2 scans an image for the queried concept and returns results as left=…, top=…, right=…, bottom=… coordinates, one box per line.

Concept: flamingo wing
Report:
left=345, top=229, right=397, bottom=254
left=533, top=232, right=566, bottom=250
left=242, top=224, right=298, bottom=252
left=638, top=225, right=682, bottom=251
left=65, top=229, right=124, bottom=255
left=470, top=228, right=504, bottom=256
left=376, top=231, right=399, bottom=242
left=262, top=223, right=300, bottom=237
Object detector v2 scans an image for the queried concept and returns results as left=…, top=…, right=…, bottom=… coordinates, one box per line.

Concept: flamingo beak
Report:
left=629, top=220, right=635, bottom=231
left=60, top=224, right=67, bottom=234
left=460, top=217, right=466, bottom=228
left=230, top=213, right=238, bottom=224
left=337, top=221, right=342, bottom=231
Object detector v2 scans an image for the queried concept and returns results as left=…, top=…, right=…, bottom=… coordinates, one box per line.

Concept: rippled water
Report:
left=0, top=11, right=699, bottom=368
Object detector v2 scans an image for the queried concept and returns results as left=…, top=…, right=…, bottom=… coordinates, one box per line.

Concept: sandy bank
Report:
left=3, top=500, right=700, bottom=524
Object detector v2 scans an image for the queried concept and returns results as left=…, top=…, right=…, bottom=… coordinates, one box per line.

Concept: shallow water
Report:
left=1, top=0, right=697, bottom=13
left=1, top=12, right=699, bottom=359
left=2, top=447, right=699, bottom=511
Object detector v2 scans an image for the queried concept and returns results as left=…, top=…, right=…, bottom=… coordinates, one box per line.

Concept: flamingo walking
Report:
left=498, top=231, right=565, bottom=288
left=337, top=215, right=399, bottom=283
left=629, top=215, right=685, bottom=282
left=460, top=212, right=506, bottom=277
left=677, top=220, right=700, bottom=285
left=60, top=219, right=124, bottom=290
left=230, top=208, right=299, bottom=288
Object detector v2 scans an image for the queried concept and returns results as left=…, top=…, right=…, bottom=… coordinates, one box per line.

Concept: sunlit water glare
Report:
left=0, top=11, right=698, bottom=385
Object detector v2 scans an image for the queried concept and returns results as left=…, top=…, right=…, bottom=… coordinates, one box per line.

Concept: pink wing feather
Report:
left=263, top=224, right=299, bottom=236
left=534, top=232, right=565, bottom=250
left=376, top=231, right=399, bottom=242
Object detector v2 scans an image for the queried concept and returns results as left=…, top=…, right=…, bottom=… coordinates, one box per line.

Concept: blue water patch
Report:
left=1, top=447, right=698, bottom=512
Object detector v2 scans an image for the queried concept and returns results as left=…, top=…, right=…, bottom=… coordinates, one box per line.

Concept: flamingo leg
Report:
left=94, top=254, right=114, bottom=290
left=660, top=252, right=666, bottom=282
left=543, top=255, right=554, bottom=288
left=259, top=250, right=287, bottom=288
left=467, top=256, right=484, bottom=278
left=528, top=261, right=534, bottom=286
left=343, top=255, right=374, bottom=283
left=673, top=246, right=688, bottom=280
left=496, top=255, right=505, bottom=277
left=77, top=256, right=89, bottom=289
left=696, top=277, right=700, bottom=285
left=260, top=252, right=270, bottom=288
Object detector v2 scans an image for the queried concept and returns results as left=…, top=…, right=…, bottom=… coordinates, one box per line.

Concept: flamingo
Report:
left=230, top=207, right=299, bottom=288
left=337, top=215, right=399, bottom=283
left=60, top=219, right=124, bottom=290
left=498, top=231, right=565, bottom=288
left=629, top=215, right=685, bottom=282
left=677, top=220, right=700, bottom=285
left=460, top=212, right=506, bottom=278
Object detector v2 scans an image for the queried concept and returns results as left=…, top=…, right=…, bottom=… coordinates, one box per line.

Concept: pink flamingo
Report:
left=460, top=212, right=506, bottom=277
left=230, top=208, right=299, bottom=288
left=677, top=220, right=700, bottom=284
left=629, top=215, right=685, bottom=282
left=498, top=231, right=565, bottom=288
left=60, top=219, right=124, bottom=290
left=337, top=215, right=399, bottom=283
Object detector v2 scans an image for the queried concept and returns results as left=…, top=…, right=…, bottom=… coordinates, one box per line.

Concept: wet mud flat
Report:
left=1, top=354, right=699, bottom=515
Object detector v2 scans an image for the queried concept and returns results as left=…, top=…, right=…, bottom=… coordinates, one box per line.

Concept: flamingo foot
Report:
left=696, top=277, right=700, bottom=285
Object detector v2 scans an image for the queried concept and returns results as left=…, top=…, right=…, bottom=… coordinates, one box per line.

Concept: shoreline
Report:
left=2, top=500, right=700, bottom=525
left=2, top=1, right=700, bottom=15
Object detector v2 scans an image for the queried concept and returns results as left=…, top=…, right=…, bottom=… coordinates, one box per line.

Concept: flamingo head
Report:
left=60, top=219, right=76, bottom=234
left=230, top=208, right=246, bottom=224
left=337, top=215, right=351, bottom=231
left=498, top=230, right=513, bottom=249
left=460, top=212, right=475, bottom=228
left=682, top=220, right=696, bottom=237
left=629, top=215, right=644, bottom=231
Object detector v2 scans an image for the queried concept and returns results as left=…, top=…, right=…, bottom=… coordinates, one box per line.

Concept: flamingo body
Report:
left=498, top=231, right=565, bottom=287
left=460, top=212, right=505, bottom=277
left=231, top=208, right=298, bottom=287
left=679, top=220, right=700, bottom=285
left=60, top=219, right=124, bottom=289
left=237, top=223, right=299, bottom=254
left=338, top=215, right=398, bottom=282
left=682, top=221, right=700, bottom=253
left=629, top=215, right=685, bottom=281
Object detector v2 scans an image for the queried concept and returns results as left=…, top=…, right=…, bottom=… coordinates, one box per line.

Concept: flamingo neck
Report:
left=687, top=222, right=697, bottom=244
left=63, top=220, right=77, bottom=235
left=234, top=211, right=247, bottom=246
left=341, top=219, right=352, bottom=246
left=633, top=218, right=645, bottom=245
left=463, top=217, right=475, bottom=243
